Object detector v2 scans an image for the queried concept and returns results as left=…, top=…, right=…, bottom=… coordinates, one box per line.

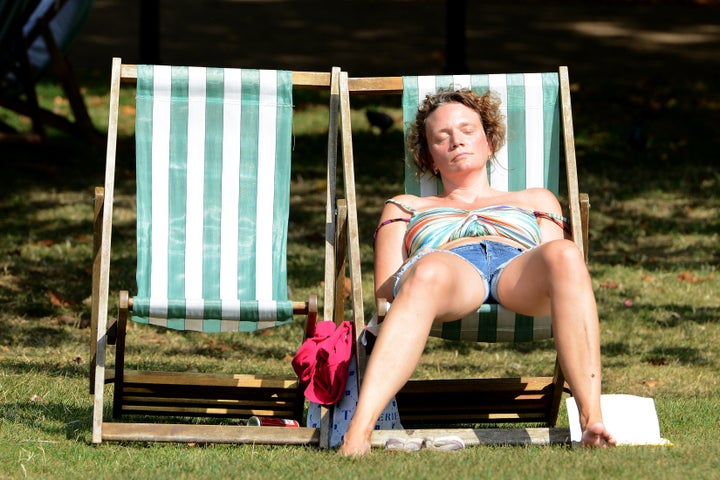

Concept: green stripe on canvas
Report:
left=237, top=69, right=260, bottom=298
left=401, top=76, right=421, bottom=196
left=440, top=320, right=461, bottom=341
left=433, top=75, right=455, bottom=91
left=542, top=73, right=560, bottom=194
left=477, top=305, right=498, bottom=343
left=513, top=313, right=535, bottom=342
left=272, top=70, right=293, bottom=298
left=506, top=73, right=527, bottom=191
left=469, top=74, right=490, bottom=94
left=167, top=66, right=189, bottom=303
left=135, top=65, right=154, bottom=299
left=202, top=68, right=225, bottom=299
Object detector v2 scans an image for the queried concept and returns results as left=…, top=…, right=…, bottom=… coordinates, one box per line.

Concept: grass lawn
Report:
left=1, top=59, right=719, bottom=478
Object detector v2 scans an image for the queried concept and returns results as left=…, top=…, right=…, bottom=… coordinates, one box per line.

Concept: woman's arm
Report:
left=523, top=188, right=568, bottom=243
left=373, top=198, right=412, bottom=301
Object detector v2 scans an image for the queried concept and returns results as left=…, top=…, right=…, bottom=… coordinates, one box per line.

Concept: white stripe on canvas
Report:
left=257, top=300, right=278, bottom=329
left=451, top=75, right=471, bottom=90
left=150, top=65, right=171, bottom=307
left=533, top=315, right=552, bottom=340
left=488, top=74, right=509, bottom=191
left=255, top=70, right=278, bottom=300
left=524, top=73, right=545, bottom=188
left=185, top=66, right=207, bottom=299
left=495, top=306, right=516, bottom=342
left=220, top=68, right=243, bottom=300
left=148, top=299, right=169, bottom=328
left=459, top=310, right=480, bottom=342
left=221, top=299, right=241, bottom=320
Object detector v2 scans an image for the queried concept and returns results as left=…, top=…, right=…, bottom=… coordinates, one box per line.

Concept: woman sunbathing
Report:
left=339, top=87, right=616, bottom=456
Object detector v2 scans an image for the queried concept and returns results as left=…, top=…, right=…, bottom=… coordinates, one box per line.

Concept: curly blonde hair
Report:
left=407, top=88, right=506, bottom=178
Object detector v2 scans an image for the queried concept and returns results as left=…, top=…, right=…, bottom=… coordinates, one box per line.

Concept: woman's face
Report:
left=424, top=102, right=493, bottom=176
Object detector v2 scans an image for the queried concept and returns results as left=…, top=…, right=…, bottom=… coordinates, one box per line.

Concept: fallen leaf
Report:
left=600, top=281, right=618, bottom=289
left=48, top=290, right=73, bottom=307
left=678, top=270, right=699, bottom=282
left=643, top=381, right=665, bottom=388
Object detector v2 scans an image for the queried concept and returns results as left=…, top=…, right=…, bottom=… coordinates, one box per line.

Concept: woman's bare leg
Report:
left=339, top=253, right=487, bottom=456
left=497, top=239, right=616, bottom=447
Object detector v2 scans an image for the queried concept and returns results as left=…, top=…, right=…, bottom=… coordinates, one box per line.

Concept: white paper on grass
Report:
left=566, top=394, right=671, bottom=445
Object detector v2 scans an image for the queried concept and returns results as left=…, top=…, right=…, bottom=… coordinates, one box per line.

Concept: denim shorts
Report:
left=393, top=241, right=525, bottom=304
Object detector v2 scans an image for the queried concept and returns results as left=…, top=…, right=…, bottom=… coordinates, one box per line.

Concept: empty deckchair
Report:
left=344, top=68, right=589, bottom=446
left=0, top=0, right=98, bottom=143
left=90, top=58, right=346, bottom=445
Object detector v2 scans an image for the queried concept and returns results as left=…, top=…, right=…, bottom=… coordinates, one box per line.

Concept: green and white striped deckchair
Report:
left=91, top=58, right=342, bottom=446
left=345, top=69, right=589, bottom=442
left=132, top=64, right=296, bottom=333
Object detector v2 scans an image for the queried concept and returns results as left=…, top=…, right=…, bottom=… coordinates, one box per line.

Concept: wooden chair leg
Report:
left=580, top=193, right=590, bottom=263
left=112, top=291, right=129, bottom=419
left=89, top=187, right=104, bottom=394
left=548, top=357, right=567, bottom=427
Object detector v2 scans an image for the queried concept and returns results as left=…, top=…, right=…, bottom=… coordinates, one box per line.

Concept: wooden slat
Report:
left=397, top=397, right=551, bottom=411
left=119, top=62, right=332, bottom=87
left=398, top=414, right=549, bottom=424
left=559, top=65, right=584, bottom=256
left=92, top=56, right=123, bottom=444
left=123, top=370, right=298, bottom=389
left=396, top=376, right=556, bottom=426
left=338, top=72, right=365, bottom=342
left=102, top=423, right=320, bottom=445
left=370, top=428, right=570, bottom=447
left=399, top=376, right=555, bottom=393
left=347, top=76, right=403, bottom=93
left=122, top=395, right=296, bottom=407
left=121, top=405, right=295, bottom=417
left=117, top=369, right=303, bottom=421
left=323, top=67, right=341, bottom=323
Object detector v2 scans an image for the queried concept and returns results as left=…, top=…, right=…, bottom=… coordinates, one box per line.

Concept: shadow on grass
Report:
left=1, top=401, right=92, bottom=440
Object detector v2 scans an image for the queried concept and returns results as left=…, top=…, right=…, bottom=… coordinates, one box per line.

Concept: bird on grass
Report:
left=366, top=109, right=394, bottom=134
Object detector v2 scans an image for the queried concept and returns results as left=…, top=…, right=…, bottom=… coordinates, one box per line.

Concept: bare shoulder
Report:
left=383, top=193, right=419, bottom=216
left=514, top=188, right=562, bottom=214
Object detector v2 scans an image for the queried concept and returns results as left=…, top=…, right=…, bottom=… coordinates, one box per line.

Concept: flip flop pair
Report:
left=384, top=435, right=465, bottom=452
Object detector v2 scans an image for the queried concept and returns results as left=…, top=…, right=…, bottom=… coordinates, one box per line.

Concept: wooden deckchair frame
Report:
left=0, top=0, right=100, bottom=143
left=342, top=67, right=591, bottom=446
left=90, top=59, right=355, bottom=446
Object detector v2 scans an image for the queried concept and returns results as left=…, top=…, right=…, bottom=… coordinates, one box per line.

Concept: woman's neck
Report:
left=440, top=170, right=496, bottom=204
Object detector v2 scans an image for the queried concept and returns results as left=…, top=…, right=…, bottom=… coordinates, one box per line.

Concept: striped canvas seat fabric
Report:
left=402, top=73, right=561, bottom=342
left=132, top=65, right=294, bottom=332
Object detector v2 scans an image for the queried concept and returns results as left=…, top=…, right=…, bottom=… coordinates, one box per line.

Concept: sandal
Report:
left=424, top=435, right=465, bottom=451
left=384, top=437, right=423, bottom=452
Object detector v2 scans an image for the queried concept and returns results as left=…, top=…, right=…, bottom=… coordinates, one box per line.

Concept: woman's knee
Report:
left=544, top=239, right=585, bottom=267
left=543, top=240, right=590, bottom=283
left=398, top=256, right=454, bottom=296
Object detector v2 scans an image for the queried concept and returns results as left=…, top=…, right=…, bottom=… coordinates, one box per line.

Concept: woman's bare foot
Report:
left=582, top=422, right=617, bottom=447
left=338, top=438, right=371, bottom=456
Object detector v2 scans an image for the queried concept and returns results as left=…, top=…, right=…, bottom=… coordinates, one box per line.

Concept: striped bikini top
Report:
left=385, top=199, right=569, bottom=257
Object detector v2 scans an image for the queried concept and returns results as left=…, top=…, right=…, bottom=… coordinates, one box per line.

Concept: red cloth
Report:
left=292, top=320, right=354, bottom=405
